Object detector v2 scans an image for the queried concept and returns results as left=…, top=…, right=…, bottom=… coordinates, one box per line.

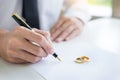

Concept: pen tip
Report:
left=56, top=57, right=62, bottom=61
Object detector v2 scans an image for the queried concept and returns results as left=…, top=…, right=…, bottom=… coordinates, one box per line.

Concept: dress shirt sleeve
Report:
left=63, top=0, right=91, bottom=24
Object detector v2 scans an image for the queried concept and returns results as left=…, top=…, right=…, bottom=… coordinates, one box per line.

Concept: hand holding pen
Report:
left=0, top=25, right=52, bottom=63
left=12, top=13, right=61, bottom=62
left=0, top=13, right=61, bottom=64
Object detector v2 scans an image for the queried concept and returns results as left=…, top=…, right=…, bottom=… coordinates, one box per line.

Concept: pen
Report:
left=12, top=13, right=61, bottom=61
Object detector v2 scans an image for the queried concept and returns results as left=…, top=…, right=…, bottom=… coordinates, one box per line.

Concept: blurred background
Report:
left=84, top=0, right=120, bottom=19
left=88, top=0, right=112, bottom=18
left=79, top=0, right=120, bottom=54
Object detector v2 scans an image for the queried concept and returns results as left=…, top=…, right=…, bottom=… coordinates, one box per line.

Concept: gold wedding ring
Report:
left=75, top=56, right=89, bottom=64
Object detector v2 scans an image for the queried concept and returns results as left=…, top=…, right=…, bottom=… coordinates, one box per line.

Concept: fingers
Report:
left=51, top=16, right=66, bottom=34
left=20, top=39, right=47, bottom=57
left=51, top=20, right=72, bottom=41
left=1, top=26, right=54, bottom=63
left=54, top=25, right=75, bottom=42
left=9, top=28, right=48, bottom=57
left=9, top=49, right=42, bottom=63
left=51, top=17, right=82, bottom=42
left=65, top=29, right=80, bottom=41
left=32, top=29, right=54, bottom=54
left=4, top=57, right=27, bottom=64
left=18, top=50, right=42, bottom=63
left=33, top=29, right=52, bottom=45
left=15, top=27, right=54, bottom=54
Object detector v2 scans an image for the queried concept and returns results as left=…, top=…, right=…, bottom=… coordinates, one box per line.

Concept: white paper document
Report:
left=31, top=39, right=120, bottom=80
left=0, top=36, right=120, bottom=80
left=0, top=59, right=46, bottom=80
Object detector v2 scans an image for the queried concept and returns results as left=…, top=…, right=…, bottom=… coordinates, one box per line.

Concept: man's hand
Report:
left=50, top=16, right=84, bottom=42
left=0, top=27, right=53, bottom=63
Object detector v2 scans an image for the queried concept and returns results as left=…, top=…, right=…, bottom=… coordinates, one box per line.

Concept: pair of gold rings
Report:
left=75, top=56, right=89, bottom=64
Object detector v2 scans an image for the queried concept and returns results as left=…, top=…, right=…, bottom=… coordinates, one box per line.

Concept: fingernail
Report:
left=56, top=38, right=61, bottom=42
left=44, top=54, right=48, bottom=57
left=42, top=53, right=48, bottom=57
left=49, top=48, right=54, bottom=54
left=65, top=38, right=69, bottom=41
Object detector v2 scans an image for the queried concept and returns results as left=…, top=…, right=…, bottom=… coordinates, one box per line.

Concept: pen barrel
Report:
left=12, top=14, right=32, bottom=30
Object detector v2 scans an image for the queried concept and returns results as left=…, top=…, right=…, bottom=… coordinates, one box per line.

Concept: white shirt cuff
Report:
left=64, top=9, right=91, bottom=24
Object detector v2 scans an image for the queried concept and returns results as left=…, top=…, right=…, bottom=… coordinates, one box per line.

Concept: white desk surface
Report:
left=0, top=18, right=120, bottom=80
left=31, top=18, right=120, bottom=80
left=80, top=18, right=120, bottom=54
